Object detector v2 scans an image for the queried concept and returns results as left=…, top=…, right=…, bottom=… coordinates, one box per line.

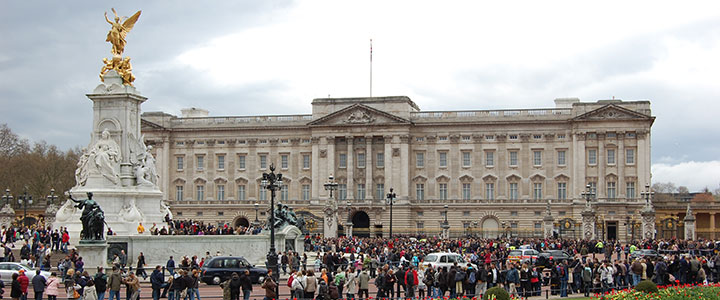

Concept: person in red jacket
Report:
left=404, top=266, right=418, bottom=299
left=61, top=230, right=70, bottom=253
left=18, top=269, right=29, bottom=300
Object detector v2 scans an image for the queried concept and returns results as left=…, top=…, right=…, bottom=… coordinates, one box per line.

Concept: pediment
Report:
left=308, top=104, right=412, bottom=126
left=141, top=119, right=165, bottom=130
left=572, top=104, right=652, bottom=122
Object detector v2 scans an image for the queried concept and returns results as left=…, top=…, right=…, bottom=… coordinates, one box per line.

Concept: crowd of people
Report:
left=139, top=220, right=262, bottom=236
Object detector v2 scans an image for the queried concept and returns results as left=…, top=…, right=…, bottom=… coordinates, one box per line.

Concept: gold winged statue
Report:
left=104, top=8, right=141, bottom=56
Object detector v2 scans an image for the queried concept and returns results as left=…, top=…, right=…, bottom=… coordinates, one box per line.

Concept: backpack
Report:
left=405, top=270, right=415, bottom=286
left=468, top=270, right=477, bottom=284
left=328, top=285, right=339, bottom=299
left=287, top=274, right=294, bottom=288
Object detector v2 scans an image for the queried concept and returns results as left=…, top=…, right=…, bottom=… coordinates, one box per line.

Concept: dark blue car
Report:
left=201, top=256, right=268, bottom=285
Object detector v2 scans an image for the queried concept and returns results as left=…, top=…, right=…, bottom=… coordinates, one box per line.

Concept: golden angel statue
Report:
left=104, top=8, right=141, bottom=56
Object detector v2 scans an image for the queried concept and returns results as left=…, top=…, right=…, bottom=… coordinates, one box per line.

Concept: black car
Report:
left=201, top=256, right=268, bottom=285
left=534, top=250, right=573, bottom=268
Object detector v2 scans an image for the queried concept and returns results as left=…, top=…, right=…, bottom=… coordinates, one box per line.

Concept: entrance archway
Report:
left=351, top=211, right=370, bottom=237
left=481, top=217, right=500, bottom=239
left=233, top=217, right=249, bottom=228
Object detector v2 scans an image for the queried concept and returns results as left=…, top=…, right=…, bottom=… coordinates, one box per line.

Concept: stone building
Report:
left=141, top=96, right=654, bottom=241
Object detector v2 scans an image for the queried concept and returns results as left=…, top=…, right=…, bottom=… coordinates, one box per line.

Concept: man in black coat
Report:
left=150, top=266, right=164, bottom=300
left=31, top=270, right=46, bottom=300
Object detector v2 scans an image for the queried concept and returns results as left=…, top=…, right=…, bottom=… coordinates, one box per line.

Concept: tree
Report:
left=677, top=186, right=690, bottom=194
left=652, top=182, right=677, bottom=193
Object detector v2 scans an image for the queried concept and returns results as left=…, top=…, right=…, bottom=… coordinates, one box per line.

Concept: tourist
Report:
left=17, top=269, right=28, bottom=300
left=172, top=271, right=187, bottom=300
left=167, top=256, right=176, bottom=276
left=305, top=270, right=318, bottom=300
left=228, top=272, right=241, bottom=300
left=239, top=270, right=252, bottom=300
left=31, top=270, right=46, bottom=300
left=357, top=268, right=369, bottom=300
left=189, top=269, right=201, bottom=300
left=44, top=272, right=60, bottom=300
left=64, top=272, right=80, bottom=300
left=150, top=266, right=164, bottom=300
left=344, top=268, right=357, bottom=299
left=11, top=273, right=22, bottom=300
left=83, top=280, right=98, bottom=300
left=107, top=266, right=123, bottom=300
left=261, top=272, right=277, bottom=300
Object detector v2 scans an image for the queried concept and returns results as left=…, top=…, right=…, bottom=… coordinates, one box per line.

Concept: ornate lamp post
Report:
left=44, top=188, right=60, bottom=227
left=254, top=203, right=259, bottom=223
left=46, top=188, right=58, bottom=205
left=324, top=175, right=338, bottom=198
left=386, top=188, right=396, bottom=238
left=1, top=189, right=12, bottom=206
left=581, top=184, right=597, bottom=240
left=17, top=187, right=33, bottom=226
left=344, top=200, right=353, bottom=237
left=640, top=183, right=656, bottom=240
left=260, top=164, right=282, bottom=295
left=441, top=204, right=450, bottom=238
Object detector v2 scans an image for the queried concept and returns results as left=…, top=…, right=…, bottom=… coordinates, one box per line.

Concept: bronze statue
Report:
left=69, top=192, right=106, bottom=240
left=104, top=8, right=141, bottom=56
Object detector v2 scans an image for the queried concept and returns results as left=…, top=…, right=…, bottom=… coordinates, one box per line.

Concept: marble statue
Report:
left=69, top=192, right=105, bottom=241
left=74, top=147, right=91, bottom=186
left=265, top=203, right=304, bottom=231
left=129, top=134, right=159, bottom=187
left=91, top=129, right=121, bottom=185
left=104, top=8, right=141, bottom=56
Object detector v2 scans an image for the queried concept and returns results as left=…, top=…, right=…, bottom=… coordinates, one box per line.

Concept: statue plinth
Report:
left=581, top=208, right=596, bottom=240
left=0, top=204, right=15, bottom=230
left=76, top=241, right=108, bottom=269
left=641, top=205, right=656, bottom=240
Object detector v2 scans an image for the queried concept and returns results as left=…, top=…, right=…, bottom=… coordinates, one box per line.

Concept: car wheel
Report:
left=212, top=276, right=221, bottom=285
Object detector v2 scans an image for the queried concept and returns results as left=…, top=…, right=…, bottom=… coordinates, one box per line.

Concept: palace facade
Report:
left=140, top=96, right=654, bottom=241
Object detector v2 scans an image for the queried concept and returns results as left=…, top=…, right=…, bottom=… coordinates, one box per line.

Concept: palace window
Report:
left=533, top=150, right=542, bottom=166
left=376, top=184, right=384, bottom=200
left=259, top=188, right=266, bottom=201
left=259, top=155, right=267, bottom=169
left=376, top=152, right=384, bottom=168
left=557, top=150, right=566, bottom=166
left=485, top=183, right=495, bottom=200
left=607, top=182, right=616, bottom=199
left=557, top=182, right=567, bottom=200
left=462, top=183, right=471, bottom=200
left=280, top=185, right=288, bottom=201
left=196, top=185, right=204, bottom=201
left=588, top=149, right=597, bottom=165
left=237, top=185, right=246, bottom=201
left=238, top=155, right=246, bottom=169
left=485, top=151, right=494, bottom=167
left=416, top=184, right=425, bottom=201
left=439, top=183, right=448, bottom=200
left=509, top=183, right=519, bottom=200
left=302, top=184, right=310, bottom=201
left=339, top=154, right=347, bottom=168
left=533, top=183, right=543, bottom=200
left=439, top=152, right=448, bottom=168
left=303, top=154, right=310, bottom=169
left=416, top=152, right=425, bottom=168
left=217, top=185, right=225, bottom=200
left=626, top=149, right=635, bottom=165
left=176, top=156, right=184, bottom=171
left=217, top=155, right=225, bottom=170
left=281, top=154, right=289, bottom=169
left=626, top=182, right=636, bottom=199
left=356, top=184, right=366, bottom=200
left=176, top=185, right=183, bottom=201
left=607, top=149, right=616, bottom=165
left=462, top=151, right=471, bottom=167
left=196, top=155, right=204, bottom=171
left=338, top=184, right=347, bottom=200
left=357, top=152, right=366, bottom=168
left=509, top=151, right=518, bottom=166
left=588, top=181, right=597, bottom=199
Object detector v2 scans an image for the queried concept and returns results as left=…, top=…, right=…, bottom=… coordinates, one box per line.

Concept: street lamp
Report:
left=324, top=175, right=338, bottom=199
left=386, top=188, right=396, bottom=238
left=640, top=184, right=654, bottom=207
left=1, top=189, right=12, bottom=206
left=260, top=164, right=282, bottom=296
left=581, top=184, right=595, bottom=208
left=17, top=187, right=32, bottom=226
left=46, top=188, right=58, bottom=205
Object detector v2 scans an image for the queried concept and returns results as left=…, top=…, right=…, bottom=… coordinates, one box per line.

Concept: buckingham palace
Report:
left=140, top=96, right=654, bottom=241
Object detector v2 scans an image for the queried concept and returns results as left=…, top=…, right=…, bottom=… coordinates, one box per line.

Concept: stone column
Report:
left=346, top=136, right=354, bottom=200
left=399, top=135, right=410, bottom=199
left=581, top=207, right=596, bottom=240
left=383, top=135, right=393, bottom=194
left=641, top=205, right=656, bottom=240
left=365, top=136, right=373, bottom=201
left=684, top=203, right=696, bottom=240
left=0, top=204, right=15, bottom=230
left=161, top=137, right=170, bottom=196
left=311, top=137, right=321, bottom=199
left=543, top=200, right=554, bottom=238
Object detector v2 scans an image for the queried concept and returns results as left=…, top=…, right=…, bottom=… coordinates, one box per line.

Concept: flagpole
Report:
left=370, top=38, right=373, bottom=98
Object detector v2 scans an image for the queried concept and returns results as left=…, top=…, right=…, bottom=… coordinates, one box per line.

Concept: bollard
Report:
left=545, top=289, right=549, bottom=299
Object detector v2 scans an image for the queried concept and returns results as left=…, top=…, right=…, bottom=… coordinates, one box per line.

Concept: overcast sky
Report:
left=1, top=1, right=719, bottom=191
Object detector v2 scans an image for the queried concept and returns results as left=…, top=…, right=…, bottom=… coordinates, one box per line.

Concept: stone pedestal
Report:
left=53, top=71, right=168, bottom=239
left=323, top=207, right=338, bottom=238
left=581, top=209, right=596, bottom=240
left=543, top=200, right=554, bottom=238
left=344, top=222, right=353, bottom=237
left=76, top=241, right=108, bottom=270
left=441, top=222, right=450, bottom=239
left=684, top=204, right=696, bottom=240
left=0, top=204, right=15, bottom=230
left=641, top=206, right=656, bottom=240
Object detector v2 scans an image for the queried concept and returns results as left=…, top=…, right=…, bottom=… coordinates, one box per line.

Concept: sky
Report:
left=1, top=0, right=719, bottom=191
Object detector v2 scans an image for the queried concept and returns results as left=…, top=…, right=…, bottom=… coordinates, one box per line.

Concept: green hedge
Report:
left=481, top=286, right=510, bottom=300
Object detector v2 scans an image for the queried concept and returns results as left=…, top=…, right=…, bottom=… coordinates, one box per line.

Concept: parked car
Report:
left=507, top=249, right=540, bottom=265
left=629, top=249, right=660, bottom=260
left=0, top=262, right=51, bottom=286
left=200, top=256, right=268, bottom=285
left=534, top=250, right=573, bottom=268
left=422, top=252, right=477, bottom=270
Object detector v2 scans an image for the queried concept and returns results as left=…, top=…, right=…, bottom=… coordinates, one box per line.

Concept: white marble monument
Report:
left=53, top=70, right=169, bottom=238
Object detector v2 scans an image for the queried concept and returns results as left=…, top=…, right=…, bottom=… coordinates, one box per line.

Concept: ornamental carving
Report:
left=344, top=110, right=374, bottom=124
